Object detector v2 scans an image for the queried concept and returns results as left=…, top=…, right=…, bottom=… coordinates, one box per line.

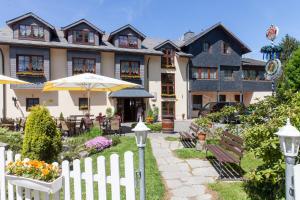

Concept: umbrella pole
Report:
left=87, top=89, right=90, bottom=115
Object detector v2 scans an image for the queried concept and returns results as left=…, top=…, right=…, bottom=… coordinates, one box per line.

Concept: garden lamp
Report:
left=275, top=118, right=300, bottom=200
left=275, top=118, right=300, bottom=157
left=132, top=117, right=150, bottom=147
left=132, top=116, right=150, bottom=200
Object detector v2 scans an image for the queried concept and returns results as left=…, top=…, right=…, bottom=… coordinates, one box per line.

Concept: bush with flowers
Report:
left=6, top=160, right=60, bottom=182
left=85, top=136, right=112, bottom=153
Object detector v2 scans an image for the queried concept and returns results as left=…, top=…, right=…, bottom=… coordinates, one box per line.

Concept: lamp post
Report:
left=132, top=117, right=150, bottom=200
left=275, top=118, right=300, bottom=200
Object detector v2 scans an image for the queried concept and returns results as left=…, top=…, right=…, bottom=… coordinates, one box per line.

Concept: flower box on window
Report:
left=162, top=64, right=175, bottom=69
left=16, top=71, right=45, bottom=77
left=120, top=74, right=141, bottom=79
left=161, top=94, right=176, bottom=98
left=6, top=160, right=62, bottom=194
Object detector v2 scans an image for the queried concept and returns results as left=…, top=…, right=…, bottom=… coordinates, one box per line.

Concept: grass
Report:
left=209, top=182, right=249, bottom=200
left=164, top=136, right=178, bottom=141
left=65, top=136, right=165, bottom=200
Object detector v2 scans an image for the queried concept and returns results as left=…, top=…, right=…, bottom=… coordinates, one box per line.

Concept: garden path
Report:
left=149, top=133, right=218, bottom=200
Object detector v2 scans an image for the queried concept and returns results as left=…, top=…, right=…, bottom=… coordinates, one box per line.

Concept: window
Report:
left=161, top=73, right=175, bottom=97
left=26, top=98, right=39, bottom=111
left=223, top=69, right=234, bottom=80
left=243, top=69, right=266, bottom=80
left=79, top=98, right=89, bottom=110
left=17, top=55, right=44, bottom=75
left=222, top=42, right=230, bottom=54
left=162, top=101, right=175, bottom=117
left=234, top=95, right=241, bottom=102
left=161, top=49, right=175, bottom=68
left=19, top=25, right=44, bottom=39
left=192, top=95, right=202, bottom=110
left=219, top=95, right=226, bottom=102
left=118, top=35, right=138, bottom=48
left=73, top=30, right=95, bottom=44
left=203, top=42, right=210, bottom=52
left=120, top=61, right=140, bottom=79
left=191, top=67, right=218, bottom=80
left=73, top=58, right=96, bottom=74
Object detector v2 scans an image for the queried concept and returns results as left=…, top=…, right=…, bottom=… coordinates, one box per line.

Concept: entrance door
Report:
left=117, top=98, right=145, bottom=122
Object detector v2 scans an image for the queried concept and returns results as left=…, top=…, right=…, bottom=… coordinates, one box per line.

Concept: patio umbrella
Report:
left=0, top=74, right=31, bottom=84
left=0, top=74, right=31, bottom=119
left=43, top=73, right=139, bottom=114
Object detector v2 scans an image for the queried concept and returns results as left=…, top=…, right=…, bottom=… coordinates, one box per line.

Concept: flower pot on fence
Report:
left=197, top=132, right=206, bottom=141
left=5, top=175, right=63, bottom=194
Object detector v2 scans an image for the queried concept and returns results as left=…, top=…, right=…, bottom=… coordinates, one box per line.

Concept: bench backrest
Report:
left=189, top=122, right=199, bottom=134
left=220, top=131, right=244, bottom=160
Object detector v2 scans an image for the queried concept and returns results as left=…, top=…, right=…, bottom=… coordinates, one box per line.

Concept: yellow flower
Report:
left=41, top=168, right=49, bottom=176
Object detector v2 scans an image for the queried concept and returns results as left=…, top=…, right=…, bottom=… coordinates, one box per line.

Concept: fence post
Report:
left=84, top=157, right=94, bottom=200
left=0, top=147, right=6, bottom=200
left=6, top=151, right=14, bottom=200
left=294, top=164, right=300, bottom=200
left=110, top=154, right=121, bottom=200
left=97, top=156, right=107, bottom=200
left=124, top=151, right=135, bottom=200
left=73, top=159, right=82, bottom=200
left=62, top=160, right=70, bottom=200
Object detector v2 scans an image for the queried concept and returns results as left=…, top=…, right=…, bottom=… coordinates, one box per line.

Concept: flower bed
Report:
left=85, top=136, right=112, bottom=152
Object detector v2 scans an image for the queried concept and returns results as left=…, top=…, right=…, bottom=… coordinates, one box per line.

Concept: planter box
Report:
left=6, top=175, right=62, bottom=194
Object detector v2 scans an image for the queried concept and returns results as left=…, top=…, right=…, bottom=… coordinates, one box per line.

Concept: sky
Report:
left=0, top=0, right=299, bottom=59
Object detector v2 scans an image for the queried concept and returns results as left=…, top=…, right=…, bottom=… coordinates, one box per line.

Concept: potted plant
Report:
left=182, top=113, right=185, bottom=120
left=146, top=108, right=154, bottom=124
left=6, top=160, right=62, bottom=194
left=195, top=117, right=212, bottom=141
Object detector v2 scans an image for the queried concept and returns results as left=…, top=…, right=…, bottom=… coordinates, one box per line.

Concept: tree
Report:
left=277, top=48, right=300, bottom=95
left=279, top=34, right=299, bottom=63
left=22, top=105, right=62, bottom=163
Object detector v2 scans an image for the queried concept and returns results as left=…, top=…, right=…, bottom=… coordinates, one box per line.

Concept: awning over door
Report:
left=109, top=88, right=154, bottom=98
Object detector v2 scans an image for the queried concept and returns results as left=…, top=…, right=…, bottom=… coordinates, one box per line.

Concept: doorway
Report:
left=117, top=98, right=145, bottom=122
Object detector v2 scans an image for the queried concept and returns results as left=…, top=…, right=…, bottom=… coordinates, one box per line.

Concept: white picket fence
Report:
left=0, top=147, right=136, bottom=200
left=294, top=164, right=300, bottom=200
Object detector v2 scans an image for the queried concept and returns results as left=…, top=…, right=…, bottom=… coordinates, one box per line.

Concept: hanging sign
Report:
left=266, top=25, right=279, bottom=42
left=265, top=59, right=282, bottom=80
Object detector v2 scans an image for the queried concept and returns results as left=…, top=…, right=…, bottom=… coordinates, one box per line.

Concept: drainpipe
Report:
left=0, top=48, right=5, bottom=119
left=186, top=60, right=190, bottom=119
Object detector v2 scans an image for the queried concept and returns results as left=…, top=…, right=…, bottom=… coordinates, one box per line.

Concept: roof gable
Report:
left=6, top=12, right=55, bottom=30
left=182, top=23, right=251, bottom=54
left=61, top=19, right=105, bottom=35
left=154, top=40, right=180, bottom=51
left=109, top=24, right=146, bottom=41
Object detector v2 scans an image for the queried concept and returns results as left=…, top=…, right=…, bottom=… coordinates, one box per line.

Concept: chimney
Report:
left=183, top=30, right=195, bottom=41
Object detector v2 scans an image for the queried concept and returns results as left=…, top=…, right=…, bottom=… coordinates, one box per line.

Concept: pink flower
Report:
left=85, top=136, right=112, bottom=151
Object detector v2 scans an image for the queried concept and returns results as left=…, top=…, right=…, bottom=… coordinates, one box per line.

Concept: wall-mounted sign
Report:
left=265, top=59, right=282, bottom=80
left=266, top=25, right=279, bottom=42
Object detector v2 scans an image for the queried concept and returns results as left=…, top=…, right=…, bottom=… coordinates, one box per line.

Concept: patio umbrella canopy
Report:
left=0, top=74, right=31, bottom=84
left=43, top=73, right=139, bottom=114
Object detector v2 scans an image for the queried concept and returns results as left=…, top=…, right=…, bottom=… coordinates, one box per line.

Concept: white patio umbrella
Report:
left=0, top=74, right=31, bottom=84
left=43, top=73, right=139, bottom=114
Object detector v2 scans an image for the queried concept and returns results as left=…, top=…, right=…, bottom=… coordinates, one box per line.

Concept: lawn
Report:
left=164, top=136, right=178, bottom=141
left=68, top=136, right=165, bottom=200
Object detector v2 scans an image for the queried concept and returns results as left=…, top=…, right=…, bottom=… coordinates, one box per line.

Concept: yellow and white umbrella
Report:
left=0, top=74, right=31, bottom=84
left=43, top=73, right=139, bottom=113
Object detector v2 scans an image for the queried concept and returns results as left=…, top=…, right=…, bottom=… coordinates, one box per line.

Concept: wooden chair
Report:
left=205, top=131, right=244, bottom=179
left=110, top=117, right=122, bottom=136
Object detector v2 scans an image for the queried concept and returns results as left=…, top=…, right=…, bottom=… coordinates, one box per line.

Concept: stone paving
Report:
left=149, top=133, right=218, bottom=200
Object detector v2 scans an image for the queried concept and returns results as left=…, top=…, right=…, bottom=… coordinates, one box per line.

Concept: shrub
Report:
left=147, top=108, right=154, bottom=118
left=153, top=107, right=159, bottom=122
left=59, top=112, right=64, bottom=121
left=111, top=136, right=121, bottom=146
left=22, top=106, right=62, bottom=163
left=0, top=131, right=23, bottom=152
left=146, top=122, right=162, bottom=132
left=106, top=107, right=113, bottom=119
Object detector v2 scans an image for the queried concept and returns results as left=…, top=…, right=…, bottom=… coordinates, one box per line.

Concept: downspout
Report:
left=0, top=48, right=6, bottom=119
left=146, top=57, right=150, bottom=91
left=186, top=59, right=190, bottom=119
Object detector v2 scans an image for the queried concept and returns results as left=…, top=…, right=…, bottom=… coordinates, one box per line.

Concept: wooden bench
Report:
left=205, top=131, right=244, bottom=179
left=179, top=122, right=199, bottom=146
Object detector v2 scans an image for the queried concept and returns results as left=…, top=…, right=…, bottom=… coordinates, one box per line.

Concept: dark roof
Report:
left=108, top=24, right=146, bottom=41
left=181, top=22, right=251, bottom=54
left=61, top=19, right=105, bottom=35
left=153, top=40, right=180, bottom=51
left=6, top=12, right=55, bottom=30
left=242, top=58, right=265, bottom=66
left=109, top=88, right=154, bottom=98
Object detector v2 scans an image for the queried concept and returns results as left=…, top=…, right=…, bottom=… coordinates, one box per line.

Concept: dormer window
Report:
left=162, top=49, right=175, bottom=68
left=73, top=30, right=95, bottom=44
left=19, top=25, right=44, bottom=40
left=119, top=35, right=138, bottom=48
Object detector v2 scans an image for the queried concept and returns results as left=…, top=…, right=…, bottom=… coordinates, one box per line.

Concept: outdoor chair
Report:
left=110, top=117, right=122, bottom=136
